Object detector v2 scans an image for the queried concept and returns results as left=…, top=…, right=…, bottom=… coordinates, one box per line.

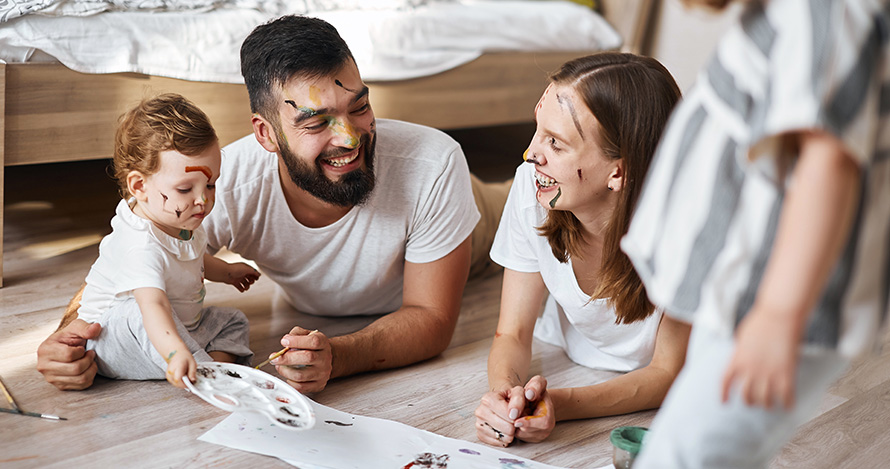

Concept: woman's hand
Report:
left=474, top=385, right=527, bottom=447
left=513, top=375, right=556, bottom=442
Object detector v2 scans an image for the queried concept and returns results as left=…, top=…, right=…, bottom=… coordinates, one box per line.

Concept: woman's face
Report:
left=525, top=83, right=621, bottom=215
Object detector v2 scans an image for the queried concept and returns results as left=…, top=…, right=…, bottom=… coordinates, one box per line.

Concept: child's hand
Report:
left=225, top=263, right=261, bottom=292
left=721, top=307, right=802, bottom=410
left=165, top=349, right=197, bottom=389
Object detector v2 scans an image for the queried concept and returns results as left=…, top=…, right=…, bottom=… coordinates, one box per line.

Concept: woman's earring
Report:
left=608, top=185, right=614, bottom=191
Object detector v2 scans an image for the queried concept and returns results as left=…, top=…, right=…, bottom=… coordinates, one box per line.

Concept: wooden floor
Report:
left=1, top=157, right=889, bottom=468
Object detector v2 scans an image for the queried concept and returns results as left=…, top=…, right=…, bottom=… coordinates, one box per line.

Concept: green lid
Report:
left=610, top=426, right=648, bottom=454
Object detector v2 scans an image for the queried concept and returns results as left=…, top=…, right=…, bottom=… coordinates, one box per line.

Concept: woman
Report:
left=475, top=52, right=689, bottom=446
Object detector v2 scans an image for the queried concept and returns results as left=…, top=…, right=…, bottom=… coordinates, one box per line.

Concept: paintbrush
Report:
left=0, top=376, right=20, bottom=413
left=0, top=407, right=67, bottom=420
left=255, top=346, right=290, bottom=369
left=255, top=330, right=319, bottom=369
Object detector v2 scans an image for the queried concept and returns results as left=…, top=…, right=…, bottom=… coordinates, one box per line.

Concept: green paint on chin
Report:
left=178, top=229, right=192, bottom=240
left=549, top=187, right=561, bottom=209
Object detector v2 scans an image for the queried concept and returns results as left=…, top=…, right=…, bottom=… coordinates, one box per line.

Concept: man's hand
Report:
left=274, top=327, right=332, bottom=393
left=36, top=319, right=101, bottom=391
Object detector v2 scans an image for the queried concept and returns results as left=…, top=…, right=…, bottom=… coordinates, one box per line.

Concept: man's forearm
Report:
left=329, top=305, right=458, bottom=379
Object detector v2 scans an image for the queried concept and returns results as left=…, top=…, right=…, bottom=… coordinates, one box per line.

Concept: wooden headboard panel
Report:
left=601, top=0, right=659, bottom=55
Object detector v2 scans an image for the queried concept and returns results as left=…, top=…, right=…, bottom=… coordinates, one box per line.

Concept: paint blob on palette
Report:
left=184, top=362, right=315, bottom=431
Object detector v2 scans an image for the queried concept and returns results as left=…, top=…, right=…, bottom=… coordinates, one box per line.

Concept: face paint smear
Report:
left=549, top=187, right=561, bottom=208
left=577, top=169, right=582, bottom=180
left=308, top=86, right=322, bottom=106
left=185, top=165, right=212, bottom=180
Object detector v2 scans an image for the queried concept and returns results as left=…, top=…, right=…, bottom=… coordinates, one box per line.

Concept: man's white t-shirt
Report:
left=490, top=163, right=661, bottom=372
left=205, top=119, right=480, bottom=316
left=79, top=199, right=207, bottom=327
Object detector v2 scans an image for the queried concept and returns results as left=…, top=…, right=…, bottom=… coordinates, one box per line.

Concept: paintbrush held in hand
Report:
left=255, top=347, right=290, bottom=369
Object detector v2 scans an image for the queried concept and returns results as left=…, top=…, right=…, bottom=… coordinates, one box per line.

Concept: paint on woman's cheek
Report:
left=549, top=187, right=561, bottom=208
left=577, top=169, right=582, bottom=180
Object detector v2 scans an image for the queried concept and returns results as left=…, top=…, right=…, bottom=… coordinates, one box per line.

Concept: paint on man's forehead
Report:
left=556, top=92, right=584, bottom=140
left=282, top=99, right=360, bottom=148
left=185, top=165, right=212, bottom=180
left=308, top=85, right=322, bottom=106
left=334, top=79, right=358, bottom=93
left=284, top=100, right=318, bottom=119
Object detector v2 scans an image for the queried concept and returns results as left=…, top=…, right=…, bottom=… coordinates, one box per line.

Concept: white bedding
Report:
left=0, top=0, right=621, bottom=82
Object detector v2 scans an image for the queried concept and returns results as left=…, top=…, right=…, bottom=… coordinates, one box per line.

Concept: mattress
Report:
left=0, top=0, right=622, bottom=82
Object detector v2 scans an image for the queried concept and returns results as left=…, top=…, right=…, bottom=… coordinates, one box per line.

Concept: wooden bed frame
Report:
left=0, top=0, right=656, bottom=285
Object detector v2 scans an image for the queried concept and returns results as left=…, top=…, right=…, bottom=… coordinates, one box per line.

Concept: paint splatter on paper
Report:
left=403, top=452, right=449, bottom=468
left=324, top=420, right=353, bottom=427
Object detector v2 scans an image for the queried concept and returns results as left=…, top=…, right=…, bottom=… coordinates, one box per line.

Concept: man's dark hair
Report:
left=240, top=15, right=355, bottom=123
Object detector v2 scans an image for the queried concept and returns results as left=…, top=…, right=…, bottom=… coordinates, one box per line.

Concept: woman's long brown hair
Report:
left=537, top=52, right=681, bottom=324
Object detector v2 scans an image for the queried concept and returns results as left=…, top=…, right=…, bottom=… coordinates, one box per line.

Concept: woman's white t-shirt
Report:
left=490, top=163, right=661, bottom=372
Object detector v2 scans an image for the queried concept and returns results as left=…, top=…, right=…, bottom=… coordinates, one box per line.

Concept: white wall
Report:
left=648, top=0, right=743, bottom=92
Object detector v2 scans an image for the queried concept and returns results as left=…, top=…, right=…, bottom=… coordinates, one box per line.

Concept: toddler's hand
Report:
left=226, top=263, right=261, bottom=292
left=166, top=350, right=196, bottom=389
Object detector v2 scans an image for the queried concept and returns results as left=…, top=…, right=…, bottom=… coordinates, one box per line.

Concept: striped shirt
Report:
left=622, top=0, right=890, bottom=357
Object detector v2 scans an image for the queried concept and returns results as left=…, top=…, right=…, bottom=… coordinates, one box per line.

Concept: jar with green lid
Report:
left=610, top=426, right=648, bottom=469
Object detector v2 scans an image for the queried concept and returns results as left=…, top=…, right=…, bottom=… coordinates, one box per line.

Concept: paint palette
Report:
left=183, top=362, right=315, bottom=431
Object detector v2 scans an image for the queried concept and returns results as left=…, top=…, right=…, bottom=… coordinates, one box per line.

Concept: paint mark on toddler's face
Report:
left=185, top=165, right=212, bottom=181
left=577, top=169, right=582, bottom=180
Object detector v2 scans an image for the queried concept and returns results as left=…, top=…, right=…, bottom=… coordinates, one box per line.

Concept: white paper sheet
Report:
left=199, top=397, right=569, bottom=468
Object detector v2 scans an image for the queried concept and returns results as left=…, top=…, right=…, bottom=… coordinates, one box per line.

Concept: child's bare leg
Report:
left=208, top=351, right=238, bottom=363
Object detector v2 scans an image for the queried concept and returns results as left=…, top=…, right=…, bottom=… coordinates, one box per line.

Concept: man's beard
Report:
left=278, top=130, right=376, bottom=207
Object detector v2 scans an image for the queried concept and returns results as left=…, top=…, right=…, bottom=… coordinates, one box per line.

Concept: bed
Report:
left=0, top=0, right=657, bottom=285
